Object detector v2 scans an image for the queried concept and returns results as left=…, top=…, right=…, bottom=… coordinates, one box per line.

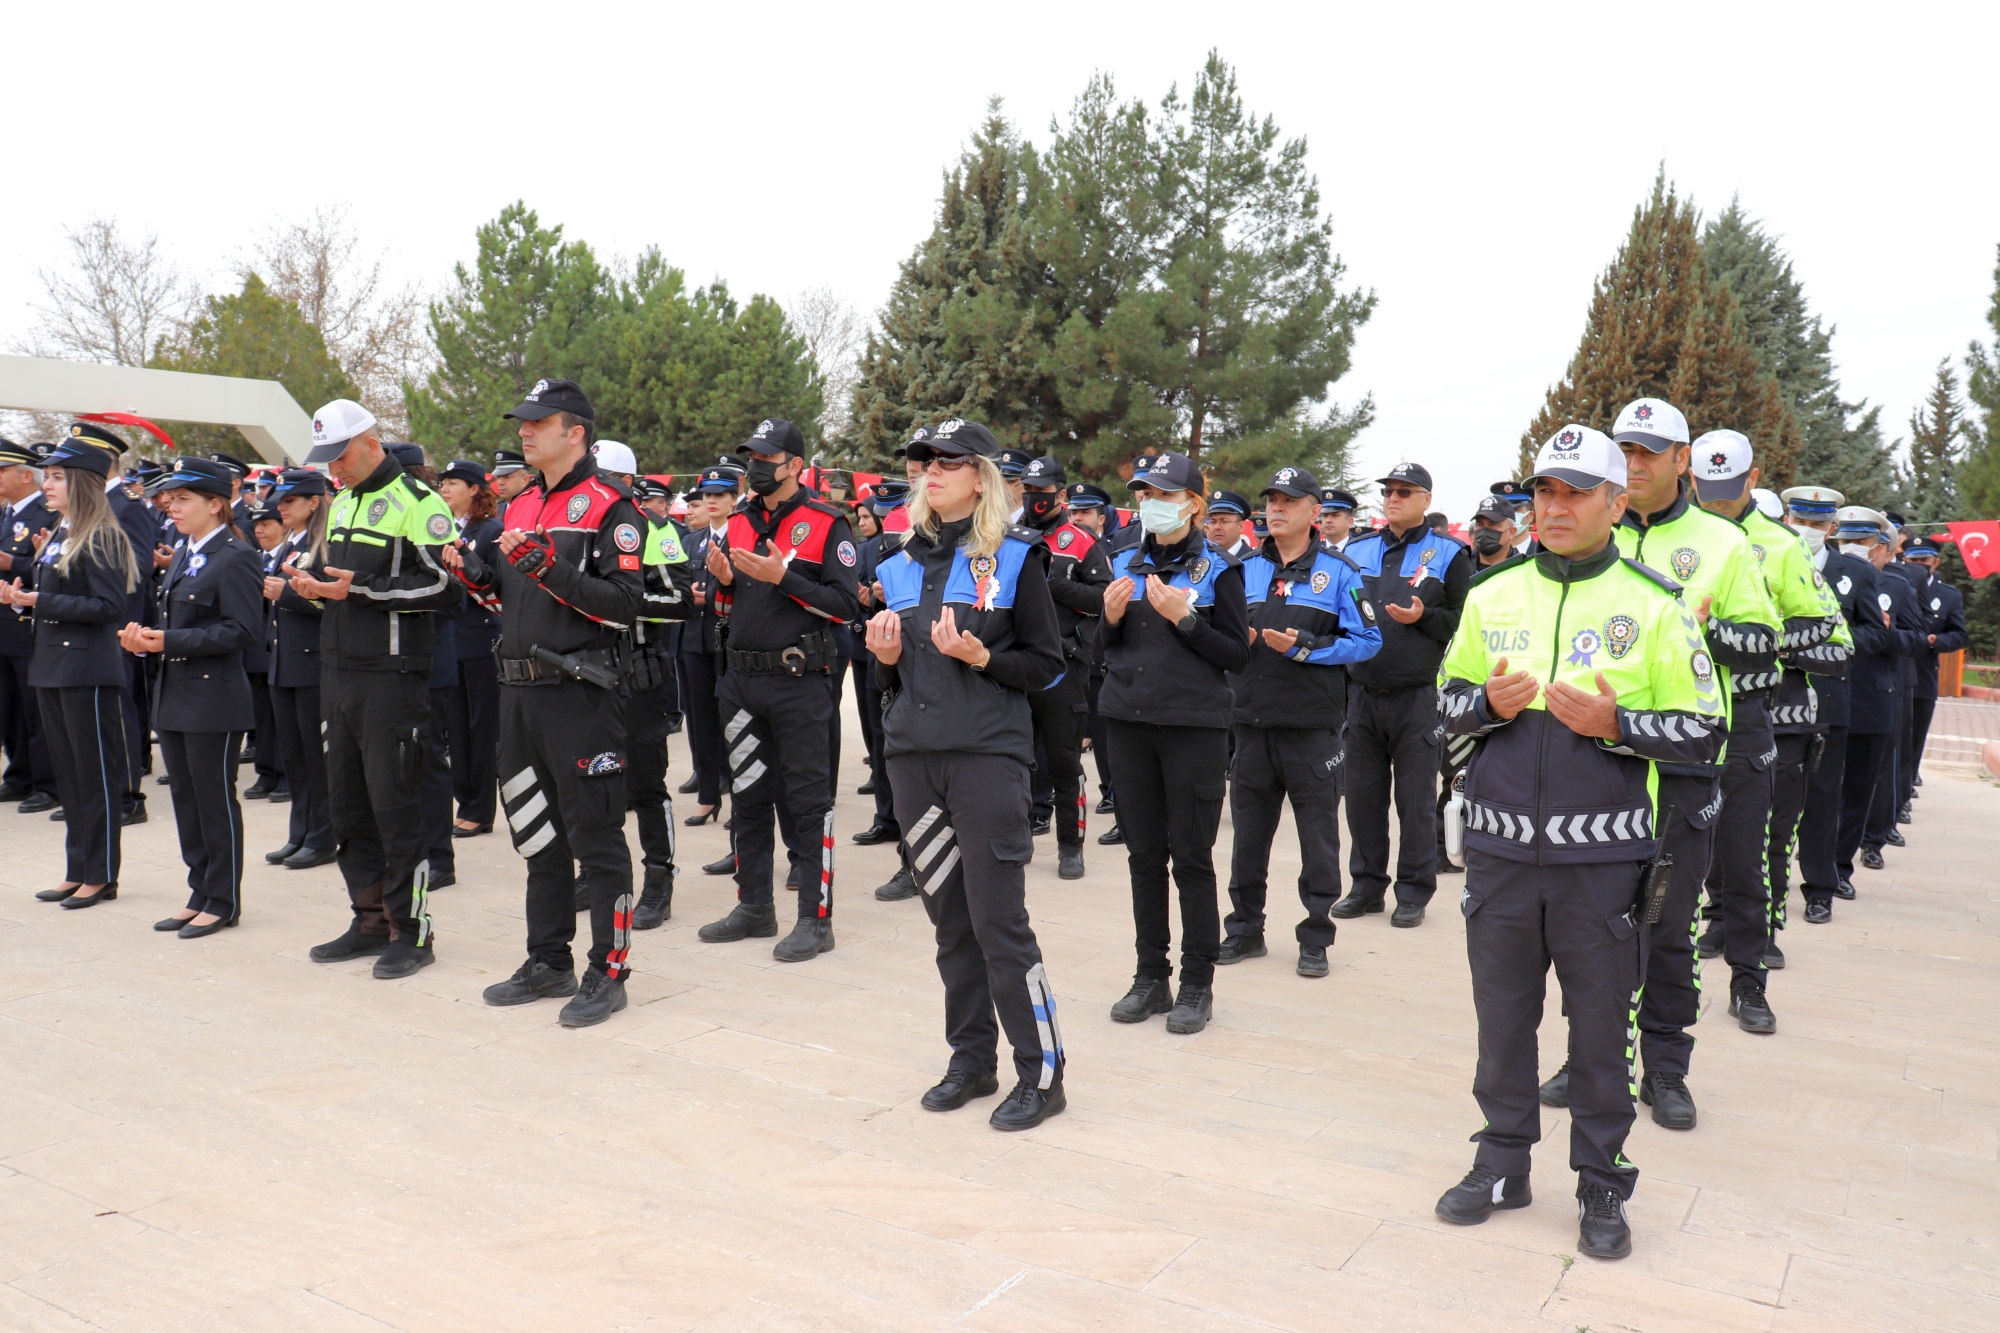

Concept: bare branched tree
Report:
left=789, top=286, right=867, bottom=443
left=245, top=207, right=430, bottom=435
left=21, top=216, right=202, bottom=367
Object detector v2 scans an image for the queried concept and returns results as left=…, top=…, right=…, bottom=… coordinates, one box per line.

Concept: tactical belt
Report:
left=499, top=649, right=616, bottom=685
left=727, top=629, right=836, bottom=677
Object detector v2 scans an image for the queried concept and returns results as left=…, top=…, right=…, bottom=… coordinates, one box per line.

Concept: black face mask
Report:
left=1473, top=528, right=1506, bottom=556
left=1024, top=492, right=1064, bottom=528
left=745, top=458, right=788, bottom=496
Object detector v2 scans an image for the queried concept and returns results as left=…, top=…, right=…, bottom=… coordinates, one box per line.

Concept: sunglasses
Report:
left=912, top=453, right=976, bottom=473
left=1382, top=486, right=1426, bottom=500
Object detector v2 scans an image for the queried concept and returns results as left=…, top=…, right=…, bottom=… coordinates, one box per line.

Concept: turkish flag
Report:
left=1945, top=521, right=2000, bottom=577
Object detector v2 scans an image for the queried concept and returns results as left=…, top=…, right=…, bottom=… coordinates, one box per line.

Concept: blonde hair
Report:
left=54, top=470, right=140, bottom=592
left=907, top=455, right=1012, bottom=559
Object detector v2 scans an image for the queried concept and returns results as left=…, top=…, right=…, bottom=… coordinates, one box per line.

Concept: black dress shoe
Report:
left=266, top=789, right=292, bottom=804
left=154, top=915, right=197, bottom=931
left=1804, top=898, right=1832, bottom=924
left=857, top=778, right=876, bottom=795
left=773, top=916, right=834, bottom=962
left=1538, top=1063, right=1569, bottom=1108
left=1096, top=824, right=1124, bottom=846
left=429, top=870, right=456, bottom=890
left=921, top=1068, right=1000, bottom=1111
left=1640, top=1071, right=1697, bottom=1130
left=483, top=960, right=579, bottom=1006
left=684, top=805, right=720, bottom=826
left=1860, top=847, right=1885, bottom=870
left=702, top=852, right=736, bottom=876
left=1897, top=802, right=1913, bottom=825
left=309, top=928, right=390, bottom=961
left=1095, top=795, right=1116, bottom=814
left=875, top=868, right=918, bottom=901
left=242, top=781, right=274, bottom=800
left=1391, top=902, right=1425, bottom=928
left=1883, top=829, right=1906, bottom=848
left=49, top=806, right=66, bottom=821
left=60, top=882, right=118, bottom=909
left=699, top=902, right=778, bottom=942
left=1110, top=976, right=1172, bottom=1023
left=677, top=774, right=701, bottom=795
left=451, top=823, right=492, bottom=838
left=850, top=821, right=901, bottom=846
left=1029, top=814, right=1052, bottom=837
left=559, top=970, right=627, bottom=1027
left=178, top=915, right=231, bottom=939
left=155, top=773, right=172, bottom=786
left=1057, top=848, right=1085, bottom=880
left=1577, top=1184, right=1632, bottom=1259
left=1329, top=895, right=1383, bottom=919
left=1833, top=878, right=1857, bottom=900
left=17, top=791, right=58, bottom=814
left=989, top=1079, right=1065, bottom=1131
left=265, top=842, right=302, bottom=865
left=120, top=805, right=147, bottom=826
left=1695, top=925, right=1723, bottom=958
left=0, top=782, right=29, bottom=801
left=1216, top=934, right=1267, bottom=965
left=34, top=883, right=80, bottom=902
left=1435, top=1164, right=1531, bottom=1224
left=283, top=846, right=338, bottom=869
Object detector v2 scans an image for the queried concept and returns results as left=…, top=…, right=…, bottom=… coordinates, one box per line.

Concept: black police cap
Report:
left=1065, top=483, right=1110, bottom=509
left=1261, top=469, right=1320, bottom=501
left=504, top=376, right=594, bottom=423
left=998, top=448, right=1035, bottom=476
left=1127, top=452, right=1202, bottom=494
left=1320, top=487, right=1357, bottom=511
left=1021, top=456, right=1067, bottom=487
left=1207, top=488, right=1252, bottom=515
left=910, top=418, right=1000, bottom=460
left=208, top=452, right=251, bottom=479
left=154, top=457, right=236, bottom=498
left=1377, top=461, right=1433, bottom=491
left=270, top=468, right=331, bottom=499
left=441, top=459, right=489, bottom=489
left=386, top=443, right=427, bottom=470
left=695, top=466, right=743, bottom=492
left=737, top=418, right=807, bottom=458
left=65, top=421, right=129, bottom=453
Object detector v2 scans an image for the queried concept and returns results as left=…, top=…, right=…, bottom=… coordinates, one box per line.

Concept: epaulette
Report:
left=1469, top=553, right=1529, bottom=587
left=880, top=531, right=906, bottom=555
left=803, top=498, right=844, bottom=519
left=596, top=474, right=633, bottom=500
left=397, top=472, right=439, bottom=500
left=1322, top=545, right=1361, bottom=573
left=1005, top=523, right=1046, bottom=547
left=1621, top=557, right=1684, bottom=596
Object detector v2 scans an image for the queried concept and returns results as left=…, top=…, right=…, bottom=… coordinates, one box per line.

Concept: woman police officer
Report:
left=1097, top=451, right=1250, bottom=1035
left=262, top=469, right=338, bottom=868
left=867, top=418, right=1069, bottom=1130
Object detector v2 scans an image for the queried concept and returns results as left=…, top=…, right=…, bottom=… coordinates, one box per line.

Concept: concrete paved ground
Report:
left=3, top=700, right=1997, bottom=1332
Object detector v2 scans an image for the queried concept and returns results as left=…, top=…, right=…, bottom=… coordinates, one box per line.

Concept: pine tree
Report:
left=149, top=273, right=359, bottom=456
left=1958, top=245, right=2000, bottom=522
left=1896, top=359, right=1968, bottom=523
left=1701, top=201, right=1895, bottom=505
left=1522, top=175, right=1800, bottom=483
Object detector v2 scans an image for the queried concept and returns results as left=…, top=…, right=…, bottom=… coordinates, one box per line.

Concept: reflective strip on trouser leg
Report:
left=412, top=858, right=432, bottom=947
left=818, top=809, right=834, bottom=919
left=1075, top=788, right=1086, bottom=843
left=606, top=888, right=633, bottom=979
left=503, top=765, right=558, bottom=858
left=906, top=805, right=958, bottom=892
left=1026, top=962, right=1063, bottom=1090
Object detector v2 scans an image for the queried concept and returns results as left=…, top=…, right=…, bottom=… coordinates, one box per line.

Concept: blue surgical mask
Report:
left=1138, top=498, right=1189, bottom=535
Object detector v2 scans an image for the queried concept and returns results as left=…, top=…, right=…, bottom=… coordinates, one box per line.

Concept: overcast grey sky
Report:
left=9, top=1, right=1997, bottom=516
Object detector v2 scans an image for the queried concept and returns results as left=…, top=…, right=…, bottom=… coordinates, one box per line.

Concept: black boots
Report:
left=1730, top=976, right=1777, bottom=1033
left=1329, top=895, right=1383, bottom=919
left=1165, top=983, right=1213, bottom=1034
left=1057, top=847, right=1085, bottom=880
left=699, top=903, right=779, bottom=942
left=1434, top=1165, right=1532, bottom=1224
left=1538, top=1063, right=1569, bottom=1108
left=1110, top=976, right=1172, bottom=1023
left=773, top=916, right=834, bottom=962
left=875, top=868, right=918, bottom=901
left=1216, top=935, right=1267, bottom=965
left=559, top=970, right=627, bottom=1027
left=632, top=870, right=673, bottom=930
left=1390, top=902, right=1425, bottom=928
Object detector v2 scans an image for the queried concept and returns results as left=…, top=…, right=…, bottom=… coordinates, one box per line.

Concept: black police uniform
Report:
left=266, top=520, right=335, bottom=863
left=1, top=485, right=57, bottom=802
left=701, top=432, right=861, bottom=959
left=1799, top=550, right=1888, bottom=902
left=854, top=514, right=907, bottom=836
left=312, top=454, right=461, bottom=965
left=453, top=452, right=646, bottom=989
left=1865, top=560, right=1926, bottom=848
left=1338, top=519, right=1470, bottom=915
left=1904, top=564, right=1967, bottom=808
left=240, top=521, right=284, bottom=798
left=877, top=515, right=1067, bottom=1114
left=420, top=590, right=461, bottom=888
left=445, top=509, right=503, bottom=830
left=677, top=512, right=730, bottom=812
left=152, top=520, right=263, bottom=925
left=1841, top=562, right=1928, bottom=871
left=627, top=509, right=695, bottom=925
left=1224, top=522, right=1380, bottom=963
left=1020, top=462, right=1112, bottom=860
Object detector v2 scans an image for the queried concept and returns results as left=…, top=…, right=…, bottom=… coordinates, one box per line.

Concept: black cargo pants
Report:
left=322, top=666, right=433, bottom=945
left=1224, top=724, right=1344, bottom=948
left=1700, top=705, right=1777, bottom=983
left=1342, top=683, right=1440, bottom=907
left=1636, top=775, right=1719, bottom=1080
left=718, top=667, right=835, bottom=918
left=1027, top=669, right=1089, bottom=848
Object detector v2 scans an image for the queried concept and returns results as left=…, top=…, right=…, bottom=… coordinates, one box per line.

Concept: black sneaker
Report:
left=920, top=1068, right=999, bottom=1112
left=309, top=927, right=390, bottom=962
left=875, top=868, right=918, bottom=901
left=1029, top=814, right=1052, bottom=837
left=1329, top=895, right=1384, bottom=919
left=1804, top=898, right=1832, bottom=924
left=702, top=852, right=736, bottom=876
left=1538, top=1063, right=1570, bottom=1108
left=1434, top=1164, right=1531, bottom=1224
left=1110, top=976, right=1172, bottom=1023
left=1165, top=982, right=1213, bottom=1034
left=1729, top=977, right=1776, bottom=1034
left=1860, top=847, right=1885, bottom=870
left=1297, top=944, right=1329, bottom=978
left=1764, top=940, right=1785, bottom=970
left=1057, top=848, right=1085, bottom=880
left=1833, top=878, right=1857, bottom=900
left=1216, top=935, right=1267, bottom=965
left=1640, top=1071, right=1697, bottom=1130
left=559, top=970, right=627, bottom=1028
left=483, top=960, right=579, bottom=1006
left=773, top=916, right=834, bottom=962
left=1097, top=824, right=1124, bottom=846
left=372, top=939, right=434, bottom=979
left=989, top=1079, right=1066, bottom=1131
left=633, top=872, right=673, bottom=929
left=699, top=902, right=778, bottom=942
left=1695, top=925, right=1723, bottom=958
left=1577, top=1183, right=1632, bottom=1259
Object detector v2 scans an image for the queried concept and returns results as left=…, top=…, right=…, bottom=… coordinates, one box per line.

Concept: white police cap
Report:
left=1780, top=485, right=1843, bottom=518
left=1610, top=398, right=1690, bottom=452
left=1751, top=487, right=1783, bottom=519
left=1690, top=429, right=1754, bottom=500
left=306, top=399, right=378, bottom=465
left=592, top=440, right=639, bottom=475
left=1527, top=424, right=1626, bottom=491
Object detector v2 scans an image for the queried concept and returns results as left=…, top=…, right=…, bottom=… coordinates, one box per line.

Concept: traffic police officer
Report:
left=696, top=418, right=862, bottom=961
left=1219, top=466, right=1380, bottom=977
left=1335, top=461, right=1470, bottom=928
left=1433, top=426, right=1724, bottom=1261
left=294, top=399, right=462, bottom=979
left=1899, top=537, right=1967, bottom=817
left=629, top=467, right=695, bottom=930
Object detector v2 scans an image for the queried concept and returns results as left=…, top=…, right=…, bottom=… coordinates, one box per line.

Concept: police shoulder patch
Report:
left=576, top=751, right=626, bottom=777
left=426, top=512, right=452, bottom=541
left=613, top=523, right=641, bottom=553
left=836, top=540, right=857, bottom=567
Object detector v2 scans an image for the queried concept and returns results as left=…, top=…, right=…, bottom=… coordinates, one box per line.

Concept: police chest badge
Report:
left=1751, top=543, right=1767, bottom=565
left=1691, top=648, right=1715, bottom=684
left=1056, top=530, right=1074, bottom=550
left=10, top=523, right=23, bottom=543
left=567, top=493, right=590, bottom=524
left=1566, top=626, right=1601, bottom=667
left=968, top=553, right=997, bottom=579
left=789, top=520, right=813, bottom=549
left=1189, top=557, right=1211, bottom=583
left=1604, top=614, right=1638, bottom=659
left=1932, top=596, right=1942, bottom=611
left=1670, top=547, right=1701, bottom=581
left=426, top=512, right=452, bottom=540
left=1310, top=570, right=1330, bottom=594
left=367, top=498, right=389, bottom=526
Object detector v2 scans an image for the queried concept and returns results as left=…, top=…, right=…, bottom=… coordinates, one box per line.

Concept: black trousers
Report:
left=423, top=688, right=457, bottom=879
left=0, top=651, right=54, bottom=795
left=1027, top=672, right=1089, bottom=848
left=1086, top=670, right=1113, bottom=798
left=1343, top=684, right=1441, bottom=907
left=627, top=675, right=677, bottom=884
left=1835, top=730, right=1892, bottom=877
left=1700, top=715, right=1776, bottom=984
left=1763, top=732, right=1815, bottom=929
left=1225, top=724, right=1345, bottom=948
left=850, top=654, right=880, bottom=789
left=892, top=750, right=1061, bottom=1089
left=862, top=658, right=897, bottom=827
left=1105, top=718, right=1227, bottom=987
left=499, top=680, right=633, bottom=977
left=270, top=682, right=332, bottom=855
left=677, top=650, right=725, bottom=808
left=160, top=729, right=245, bottom=918
left=1903, top=695, right=1936, bottom=810
left=719, top=669, right=835, bottom=916
left=444, top=652, right=500, bottom=825
left=1797, top=725, right=1848, bottom=898
left=1637, top=775, right=1718, bottom=1080
left=1865, top=689, right=1910, bottom=846
left=120, top=661, right=147, bottom=811
left=247, top=671, right=283, bottom=788
left=40, top=684, right=129, bottom=884
left=1464, top=848, right=1643, bottom=1199
left=323, top=666, right=433, bottom=945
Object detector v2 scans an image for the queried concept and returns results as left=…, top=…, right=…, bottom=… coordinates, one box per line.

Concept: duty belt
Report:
left=726, top=630, right=836, bottom=677
left=499, top=649, right=617, bottom=685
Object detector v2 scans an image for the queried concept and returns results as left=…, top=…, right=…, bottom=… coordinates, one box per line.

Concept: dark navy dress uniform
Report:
left=266, top=518, right=335, bottom=863
left=1837, top=556, right=1928, bottom=875
left=1900, top=557, right=1966, bottom=811
left=676, top=518, right=730, bottom=810
left=445, top=510, right=503, bottom=829
left=0, top=477, right=58, bottom=801
left=1798, top=548, right=1888, bottom=899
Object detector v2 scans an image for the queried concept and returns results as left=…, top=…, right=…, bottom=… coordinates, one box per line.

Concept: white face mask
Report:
left=1138, top=497, right=1190, bottom=535
left=1789, top=522, right=1824, bottom=556
left=1838, top=541, right=1872, bottom=558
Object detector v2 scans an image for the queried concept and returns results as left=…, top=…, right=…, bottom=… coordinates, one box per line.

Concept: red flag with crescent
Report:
left=1945, top=521, right=2000, bottom=577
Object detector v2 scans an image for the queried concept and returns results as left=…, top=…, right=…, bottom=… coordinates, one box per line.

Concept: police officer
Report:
left=1334, top=462, right=1470, bottom=928
left=1018, top=455, right=1112, bottom=877
left=869, top=419, right=1068, bottom=1129
left=1203, top=489, right=1254, bottom=558
left=262, top=469, right=337, bottom=869
left=491, top=448, right=533, bottom=514
left=118, top=458, right=263, bottom=937
left=437, top=458, right=504, bottom=836
left=1867, top=517, right=1922, bottom=853
left=390, top=443, right=463, bottom=896
left=997, top=447, right=1034, bottom=519
left=1834, top=510, right=1928, bottom=879
left=0, top=440, right=58, bottom=810
left=696, top=418, right=861, bottom=961
left=293, top=400, right=461, bottom=980
left=1063, top=483, right=1122, bottom=829
left=1219, top=466, right=1380, bottom=977
left=1318, top=487, right=1358, bottom=551
left=1433, top=426, right=1725, bottom=1261
left=677, top=466, right=740, bottom=828
left=627, top=461, right=695, bottom=931
left=1899, top=537, right=1967, bottom=817
left=1686, top=432, right=1834, bottom=979
left=856, top=480, right=914, bottom=872
left=1440, top=494, right=1527, bottom=868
